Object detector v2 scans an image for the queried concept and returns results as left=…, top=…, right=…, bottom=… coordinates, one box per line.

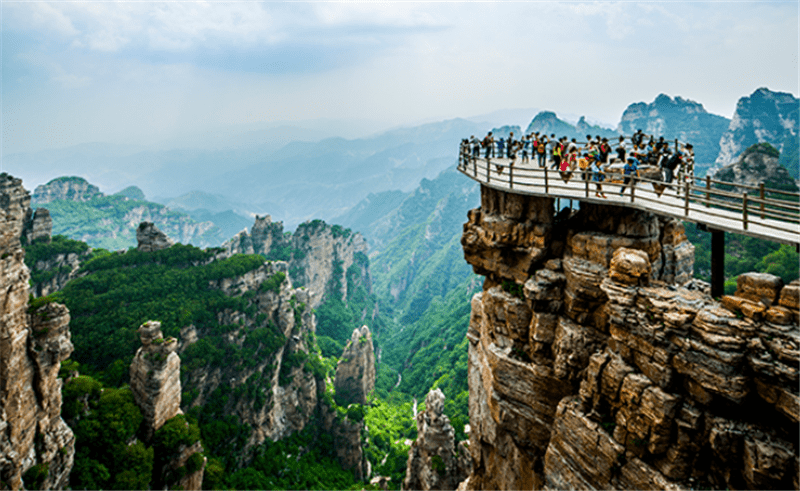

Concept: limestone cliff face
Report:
left=461, top=185, right=798, bottom=490
left=334, top=325, right=376, bottom=406
left=224, top=216, right=369, bottom=308
left=137, top=221, right=175, bottom=252
left=0, top=173, right=75, bottom=490
left=403, top=389, right=471, bottom=491
left=715, top=88, right=799, bottom=168
left=184, top=261, right=320, bottom=451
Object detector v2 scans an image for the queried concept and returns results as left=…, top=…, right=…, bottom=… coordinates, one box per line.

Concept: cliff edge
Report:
left=0, top=173, right=75, bottom=490
left=461, top=185, right=798, bottom=490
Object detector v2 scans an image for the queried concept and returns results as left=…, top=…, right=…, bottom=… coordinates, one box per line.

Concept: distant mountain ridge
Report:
left=31, top=176, right=227, bottom=250
left=715, top=88, right=799, bottom=177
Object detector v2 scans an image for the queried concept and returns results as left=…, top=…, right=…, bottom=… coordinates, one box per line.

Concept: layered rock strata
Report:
left=137, top=221, right=175, bottom=252
left=334, top=325, right=376, bottom=405
left=403, top=389, right=471, bottom=491
left=0, top=173, right=75, bottom=490
left=461, top=185, right=798, bottom=490
left=130, top=321, right=182, bottom=440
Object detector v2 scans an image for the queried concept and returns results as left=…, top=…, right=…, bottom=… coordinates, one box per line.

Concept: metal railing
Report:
left=457, top=145, right=800, bottom=246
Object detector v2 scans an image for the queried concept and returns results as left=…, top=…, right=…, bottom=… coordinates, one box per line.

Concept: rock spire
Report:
left=403, top=389, right=471, bottom=491
left=334, top=325, right=376, bottom=406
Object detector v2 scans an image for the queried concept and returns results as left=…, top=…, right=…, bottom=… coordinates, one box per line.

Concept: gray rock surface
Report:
left=715, top=88, right=799, bottom=169
left=334, top=325, right=376, bottom=406
left=137, top=221, right=175, bottom=252
left=403, top=389, right=471, bottom=491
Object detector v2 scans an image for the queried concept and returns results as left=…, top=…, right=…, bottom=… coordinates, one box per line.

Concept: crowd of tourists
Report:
left=460, top=129, right=694, bottom=199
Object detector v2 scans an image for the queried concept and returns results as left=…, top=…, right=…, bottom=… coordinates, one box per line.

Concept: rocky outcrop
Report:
left=525, top=112, right=618, bottom=141
left=617, top=93, right=730, bottom=167
left=184, top=260, right=321, bottom=451
left=21, top=208, right=52, bottom=245
left=31, top=177, right=102, bottom=204
left=130, top=321, right=182, bottom=440
left=714, top=143, right=799, bottom=193
left=715, top=88, right=799, bottom=169
left=403, top=389, right=471, bottom=491
left=137, top=221, right=175, bottom=252
left=225, top=216, right=369, bottom=308
left=334, top=325, right=376, bottom=405
left=0, top=173, right=75, bottom=490
left=461, top=184, right=798, bottom=490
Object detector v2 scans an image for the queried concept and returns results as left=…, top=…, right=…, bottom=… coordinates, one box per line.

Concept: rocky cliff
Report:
left=0, top=173, right=75, bottom=490
left=225, top=216, right=369, bottom=308
left=334, top=325, right=376, bottom=406
left=714, top=143, right=800, bottom=194
left=460, top=185, right=798, bottom=490
left=715, top=88, right=799, bottom=170
left=183, top=261, right=322, bottom=450
left=403, top=389, right=471, bottom=491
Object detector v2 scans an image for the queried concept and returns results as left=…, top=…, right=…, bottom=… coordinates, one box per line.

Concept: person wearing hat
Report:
left=620, top=156, right=640, bottom=195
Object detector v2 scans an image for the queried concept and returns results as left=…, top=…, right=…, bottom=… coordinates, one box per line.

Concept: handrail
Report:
left=456, top=146, right=800, bottom=246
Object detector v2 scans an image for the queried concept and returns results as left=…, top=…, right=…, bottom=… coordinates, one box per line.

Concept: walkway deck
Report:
left=457, top=155, right=800, bottom=246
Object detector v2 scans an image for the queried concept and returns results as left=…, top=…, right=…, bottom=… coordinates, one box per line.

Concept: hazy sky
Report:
left=2, top=1, right=798, bottom=154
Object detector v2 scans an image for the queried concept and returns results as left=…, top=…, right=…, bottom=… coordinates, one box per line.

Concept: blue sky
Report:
left=2, top=1, right=798, bottom=154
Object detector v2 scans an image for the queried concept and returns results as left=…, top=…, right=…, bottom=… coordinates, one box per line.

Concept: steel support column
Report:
left=711, top=228, right=725, bottom=298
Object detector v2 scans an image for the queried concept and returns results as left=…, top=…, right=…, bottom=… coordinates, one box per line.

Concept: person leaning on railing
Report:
left=619, top=157, right=641, bottom=195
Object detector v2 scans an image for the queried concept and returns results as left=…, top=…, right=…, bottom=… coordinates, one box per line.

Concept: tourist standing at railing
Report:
left=593, top=158, right=607, bottom=198
left=471, top=136, right=480, bottom=161
left=521, top=135, right=530, bottom=164
left=551, top=140, right=563, bottom=170
left=506, top=132, right=515, bottom=159
left=483, top=132, right=494, bottom=159
left=497, top=138, right=505, bottom=161
left=578, top=153, right=590, bottom=181
left=616, top=136, right=626, bottom=164
left=536, top=134, right=548, bottom=168
left=620, top=157, right=640, bottom=195
left=632, top=129, right=644, bottom=147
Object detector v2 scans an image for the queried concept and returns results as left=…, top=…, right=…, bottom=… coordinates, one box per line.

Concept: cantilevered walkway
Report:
left=457, top=150, right=799, bottom=247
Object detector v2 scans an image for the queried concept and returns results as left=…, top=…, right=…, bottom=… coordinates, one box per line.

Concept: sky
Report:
left=1, top=1, right=798, bottom=155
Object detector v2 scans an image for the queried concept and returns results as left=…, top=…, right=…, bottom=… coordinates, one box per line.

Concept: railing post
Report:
left=486, top=158, right=490, bottom=184
left=743, top=192, right=749, bottom=230
left=585, top=174, right=589, bottom=198
left=509, top=163, right=514, bottom=190
left=544, top=167, right=549, bottom=194
left=759, top=183, right=765, bottom=219
left=474, top=158, right=477, bottom=178
left=684, top=180, right=691, bottom=216
left=705, top=176, right=711, bottom=207
left=631, top=178, right=635, bottom=203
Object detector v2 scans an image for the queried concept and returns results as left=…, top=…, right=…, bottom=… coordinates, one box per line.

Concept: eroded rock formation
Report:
left=461, top=185, right=798, bottom=490
left=130, top=321, right=205, bottom=489
left=225, top=216, right=369, bottom=308
left=130, top=321, right=182, bottom=440
left=403, top=389, right=471, bottom=491
left=334, top=325, right=376, bottom=406
left=137, top=221, right=175, bottom=252
left=32, top=177, right=102, bottom=205
left=0, top=173, right=75, bottom=490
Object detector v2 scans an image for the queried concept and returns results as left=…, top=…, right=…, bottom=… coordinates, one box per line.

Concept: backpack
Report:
left=665, top=154, right=681, bottom=170
left=537, top=142, right=545, bottom=154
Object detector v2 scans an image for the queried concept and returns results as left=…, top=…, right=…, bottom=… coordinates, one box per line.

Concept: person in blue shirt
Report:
left=498, top=138, right=505, bottom=159
left=619, top=157, right=640, bottom=195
